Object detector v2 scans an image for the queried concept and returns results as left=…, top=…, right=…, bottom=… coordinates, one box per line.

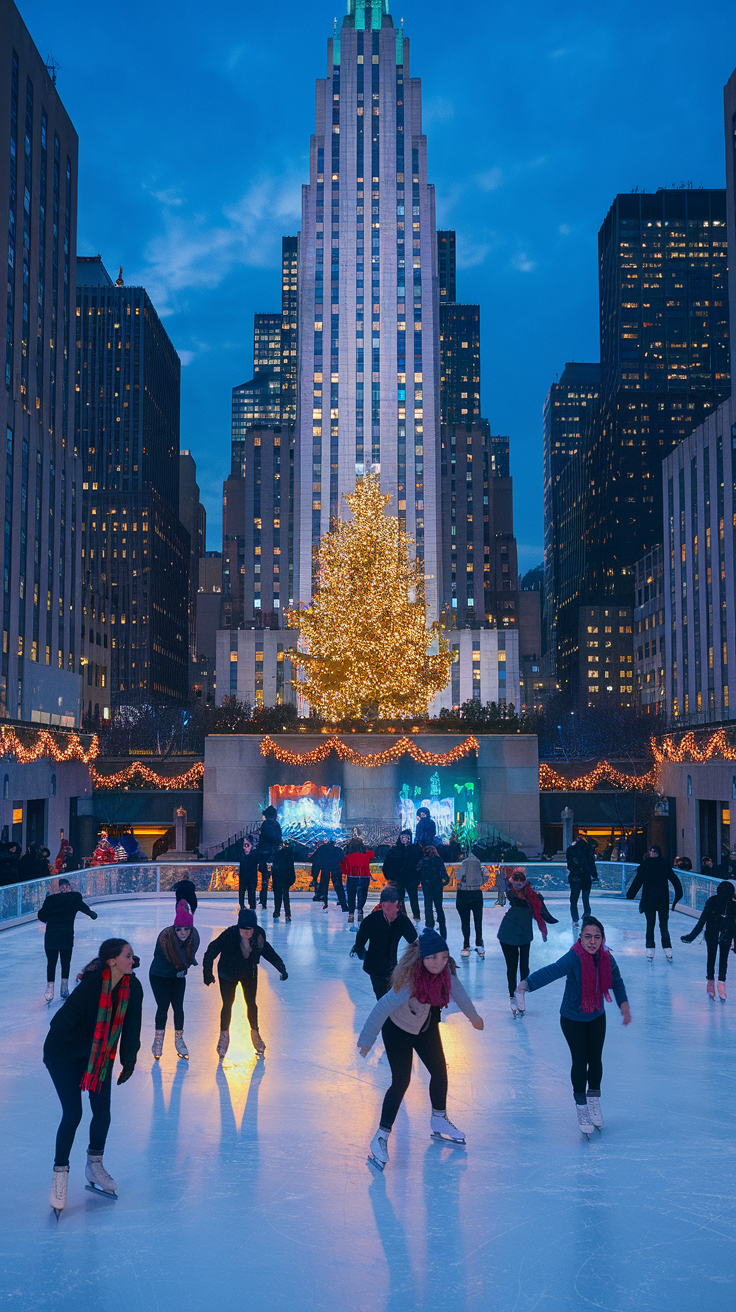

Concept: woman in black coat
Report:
left=382, top=830, right=423, bottom=922
left=173, top=877, right=197, bottom=915
left=37, top=879, right=98, bottom=1003
left=680, top=880, right=736, bottom=1000
left=418, top=846, right=450, bottom=937
left=626, top=845, right=683, bottom=962
left=203, top=908, right=288, bottom=1058
left=272, top=843, right=297, bottom=921
left=44, top=937, right=142, bottom=1217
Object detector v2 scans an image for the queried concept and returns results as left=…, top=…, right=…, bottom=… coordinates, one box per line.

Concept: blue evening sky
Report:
left=22, top=0, right=736, bottom=572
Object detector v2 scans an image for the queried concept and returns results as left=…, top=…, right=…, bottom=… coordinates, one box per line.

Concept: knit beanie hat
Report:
left=174, top=899, right=193, bottom=928
left=238, top=908, right=258, bottom=929
left=418, top=928, right=448, bottom=958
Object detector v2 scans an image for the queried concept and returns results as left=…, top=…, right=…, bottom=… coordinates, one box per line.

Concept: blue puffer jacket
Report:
left=525, top=948, right=628, bottom=1022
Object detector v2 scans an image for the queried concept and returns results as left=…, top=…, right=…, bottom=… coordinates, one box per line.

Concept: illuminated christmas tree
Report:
left=286, top=474, right=451, bottom=720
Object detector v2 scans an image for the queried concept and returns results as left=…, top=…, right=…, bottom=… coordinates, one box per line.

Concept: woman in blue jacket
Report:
left=515, top=915, right=631, bottom=1138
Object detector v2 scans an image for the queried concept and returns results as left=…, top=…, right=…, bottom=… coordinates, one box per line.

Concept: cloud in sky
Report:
left=512, top=251, right=537, bottom=274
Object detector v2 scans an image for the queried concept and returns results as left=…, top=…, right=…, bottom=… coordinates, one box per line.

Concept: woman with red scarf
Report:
left=497, top=867, right=558, bottom=1015
left=357, top=929, right=484, bottom=1170
left=43, top=937, right=142, bottom=1217
left=515, top=915, right=631, bottom=1139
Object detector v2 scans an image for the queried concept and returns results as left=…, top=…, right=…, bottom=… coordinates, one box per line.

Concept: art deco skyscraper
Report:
left=296, top=0, right=441, bottom=614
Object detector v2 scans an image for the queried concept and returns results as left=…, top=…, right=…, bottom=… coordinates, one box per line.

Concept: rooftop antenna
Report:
left=115, top=266, right=124, bottom=287
left=45, top=54, right=59, bottom=86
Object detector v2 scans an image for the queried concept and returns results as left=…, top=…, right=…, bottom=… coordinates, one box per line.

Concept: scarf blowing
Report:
left=413, top=962, right=451, bottom=1008
left=571, top=940, right=613, bottom=1013
left=81, top=968, right=130, bottom=1092
left=514, top=882, right=548, bottom=942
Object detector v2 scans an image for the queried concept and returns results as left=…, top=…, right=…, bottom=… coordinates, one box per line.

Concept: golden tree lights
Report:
left=91, top=762, right=205, bottom=791
left=285, top=474, right=452, bottom=720
left=260, top=734, right=480, bottom=768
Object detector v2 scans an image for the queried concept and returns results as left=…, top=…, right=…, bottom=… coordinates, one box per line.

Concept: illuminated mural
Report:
left=269, top=782, right=343, bottom=834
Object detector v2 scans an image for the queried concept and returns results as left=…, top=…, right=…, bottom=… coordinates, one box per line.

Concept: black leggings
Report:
left=380, top=1014, right=447, bottom=1129
left=219, top=975, right=258, bottom=1031
left=456, top=890, right=484, bottom=947
left=569, top=883, right=591, bottom=920
left=45, top=946, right=72, bottom=982
left=273, top=880, right=291, bottom=917
left=423, top=887, right=446, bottom=937
left=45, top=1056, right=112, bottom=1167
left=706, top=936, right=733, bottom=981
left=560, top=1013, right=606, bottom=1103
left=149, top=973, right=186, bottom=1029
left=396, top=881, right=421, bottom=920
left=346, top=876, right=370, bottom=913
left=644, top=908, right=671, bottom=950
left=500, top=942, right=530, bottom=996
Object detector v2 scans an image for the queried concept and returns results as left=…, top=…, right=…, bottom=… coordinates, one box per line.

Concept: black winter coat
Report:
left=258, top=818, right=282, bottom=854
left=37, top=891, right=97, bottom=949
left=310, top=843, right=344, bottom=883
left=173, top=878, right=198, bottom=914
left=273, top=847, right=297, bottom=887
left=415, top=816, right=437, bottom=846
left=43, top=968, right=143, bottom=1071
left=203, top=924, right=286, bottom=984
left=238, top=850, right=260, bottom=906
left=418, top=854, right=449, bottom=892
left=681, top=892, right=736, bottom=944
left=566, top=841, right=598, bottom=888
left=353, top=906, right=418, bottom=977
left=382, top=843, right=422, bottom=887
left=626, top=857, right=683, bottom=912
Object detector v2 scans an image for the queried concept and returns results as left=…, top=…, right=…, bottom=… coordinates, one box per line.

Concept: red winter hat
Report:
left=174, top=899, right=193, bottom=927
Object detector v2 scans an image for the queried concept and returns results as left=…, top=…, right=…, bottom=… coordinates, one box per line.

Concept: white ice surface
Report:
left=0, top=895, right=734, bottom=1312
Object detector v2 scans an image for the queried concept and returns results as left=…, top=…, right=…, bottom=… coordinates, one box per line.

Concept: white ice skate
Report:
left=174, top=1031, right=189, bottom=1058
left=665, top=948, right=673, bottom=963
left=586, top=1095, right=603, bottom=1130
left=717, top=981, right=727, bottom=1001
left=368, top=1128, right=390, bottom=1171
left=646, top=948, right=655, bottom=962
left=461, top=947, right=471, bottom=958
left=575, top=1102, right=595, bottom=1139
left=475, top=945, right=485, bottom=960
left=510, top=996, right=520, bottom=1017
left=250, top=1028, right=266, bottom=1056
left=514, top=987, right=526, bottom=1014
left=430, top=1111, right=466, bottom=1144
left=151, top=1029, right=165, bottom=1059
left=85, top=1152, right=118, bottom=1198
left=44, top=983, right=54, bottom=1004
left=49, top=1165, right=68, bottom=1218
left=60, top=979, right=69, bottom=999
left=216, top=1030, right=230, bottom=1058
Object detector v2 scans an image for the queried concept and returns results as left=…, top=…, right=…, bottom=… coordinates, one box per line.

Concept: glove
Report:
left=132, top=955, right=141, bottom=969
left=204, top=977, right=213, bottom=987
left=349, top=946, right=357, bottom=958
left=117, top=1066, right=134, bottom=1085
left=280, top=971, right=288, bottom=981
left=91, top=911, right=98, bottom=920
left=680, top=935, right=691, bottom=943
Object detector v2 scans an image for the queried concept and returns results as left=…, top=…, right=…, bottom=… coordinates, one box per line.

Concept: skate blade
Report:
left=85, top=1183, right=118, bottom=1199
left=176, top=1053, right=189, bottom=1059
left=52, top=1208, right=62, bottom=1221
left=367, top=1154, right=386, bottom=1172
left=430, top=1132, right=466, bottom=1144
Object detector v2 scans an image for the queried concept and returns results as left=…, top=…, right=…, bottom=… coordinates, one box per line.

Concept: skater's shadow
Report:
left=368, top=1169, right=418, bottom=1312
left=149, top=1058, right=188, bottom=1149
left=422, top=1140, right=469, bottom=1310
left=216, top=1057, right=265, bottom=1150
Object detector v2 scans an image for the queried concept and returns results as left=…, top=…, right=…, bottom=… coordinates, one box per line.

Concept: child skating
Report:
left=515, top=915, right=631, bottom=1139
left=680, top=880, right=736, bottom=1000
left=203, top=908, right=288, bottom=1058
left=357, top=929, right=484, bottom=1170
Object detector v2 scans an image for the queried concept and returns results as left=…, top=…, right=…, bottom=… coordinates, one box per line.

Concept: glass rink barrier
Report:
left=0, top=862, right=238, bottom=928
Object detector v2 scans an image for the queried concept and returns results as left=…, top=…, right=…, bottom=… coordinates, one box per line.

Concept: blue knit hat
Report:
left=238, top=908, right=258, bottom=929
left=418, top=928, right=448, bottom=958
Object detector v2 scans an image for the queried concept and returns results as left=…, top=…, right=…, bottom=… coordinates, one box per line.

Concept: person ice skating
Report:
left=515, top=915, right=631, bottom=1139
left=382, top=829, right=422, bottom=922
left=415, top=807, right=436, bottom=847
left=418, top=845, right=449, bottom=936
left=680, top=880, right=736, bottom=1000
left=238, top=835, right=259, bottom=910
left=43, top=937, right=142, bottom=1217
left=37, top=879, right=98, bottom=1003
left=149, top=900, right=200, bottom=1058
left=203, top=908, right=288, bottom=1058
left=272, top=842, right=297, bottom=921
left=173, top=875, right=197, bottom=916
left=358, top=929, right=484, bottom=1170
left=256, top=806, right=282, bottom=909
left=341, top=838, right=376, bottom=927
left=454, top=851, right=487, bottom=959
left=497, top=867, right=558, bottom=1014
left=351, top=886, right=418, bottom=997
left=566, top=833, right=598, bottom=925
left=626, top=845, right=683, bottom=962
left=311, top=837, right=348, bottom=912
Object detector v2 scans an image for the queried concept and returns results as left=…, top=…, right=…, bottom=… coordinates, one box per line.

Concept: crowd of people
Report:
left=31, top=819, right=736, bottom=1216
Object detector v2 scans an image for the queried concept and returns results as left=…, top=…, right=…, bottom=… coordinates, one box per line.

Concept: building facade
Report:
left=76, top=258, right=189, bottom=704
left=280, top=236, right=299, bottom=424
left=179, top=450, right=206, bottom=688
left=194, top=551, right=222, bottom=703
left=1, top=1, right=84, bottom=725
left=578, top=603, right=634, bottom=710
left=633, top=545, right=665, bottom=716
left=439, top=303, right=480, bottom=427
left=437, top=229, right=456, bottom=303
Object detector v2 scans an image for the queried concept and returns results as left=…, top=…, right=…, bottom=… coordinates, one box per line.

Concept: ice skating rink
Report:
left=0, top=895, right=734, bottom=1312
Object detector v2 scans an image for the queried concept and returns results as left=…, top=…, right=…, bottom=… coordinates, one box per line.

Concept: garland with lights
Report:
left=0, top=727, right=99, bottom=764
left=260, top=734, right=480, bottom=768
left=91, top=761, right=205, bottom=791
left=539, top=761, right=656, bottom=792
left=653, top=730, right=736, bottom=764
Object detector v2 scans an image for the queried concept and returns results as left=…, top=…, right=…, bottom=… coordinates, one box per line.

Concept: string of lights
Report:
left=0, top=727, right=100, bottom=765
left=652, top=730, right=736, bottom=764
left=91, top=762, right=205, bottom=791
left=260, top=734, right=480, bottom=768
left=539, top=761, right=657, bottom=793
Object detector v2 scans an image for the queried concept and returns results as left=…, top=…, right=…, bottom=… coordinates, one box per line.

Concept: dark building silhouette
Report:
left=179, top=451, right=206, bottom=689
left=1, top=3, right=85, bottom=725
left=439, top=303, right=481, bottom=427
left=437, top=230, right=456, bottom=303
left=76, top=257, right=189, bottom=703
left=280, top=236, right=299, bottom=423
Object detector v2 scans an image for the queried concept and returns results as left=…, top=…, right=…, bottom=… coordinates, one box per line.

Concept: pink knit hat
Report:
left=174, top=899, right=193, bottom=927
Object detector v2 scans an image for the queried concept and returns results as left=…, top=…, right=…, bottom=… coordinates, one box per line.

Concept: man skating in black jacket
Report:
left=626, top=845, right=683, bottom=962
left=351, top=886, right=418, bottom=997
left=566, top=834, right=598, bottom=925
left=311, top=839, right=348, bottom=911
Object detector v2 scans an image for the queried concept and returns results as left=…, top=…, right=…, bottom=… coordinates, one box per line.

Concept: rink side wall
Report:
left=202, top=734, right=541, bottom=854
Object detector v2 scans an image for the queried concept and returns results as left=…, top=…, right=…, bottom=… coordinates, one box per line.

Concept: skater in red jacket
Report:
left=340, top=838, right=375, bottom=928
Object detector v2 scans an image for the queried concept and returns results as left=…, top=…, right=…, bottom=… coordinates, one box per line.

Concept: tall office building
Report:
left=295, top=0, right=442, bottom=613
left=280, top=236, right=299, bottom=423
left=76, top=257, right=189, bottom=704
left=179, top=450, right=206, bottom=686
left=437, top=230, right=456, bottom=302
left=439, top=303, right=481, bottom=427
left=1, top=1, right=83, bottom=725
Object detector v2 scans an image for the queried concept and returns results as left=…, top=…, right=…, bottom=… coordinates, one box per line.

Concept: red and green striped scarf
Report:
left=81, top=968, right=130, bottom=1093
